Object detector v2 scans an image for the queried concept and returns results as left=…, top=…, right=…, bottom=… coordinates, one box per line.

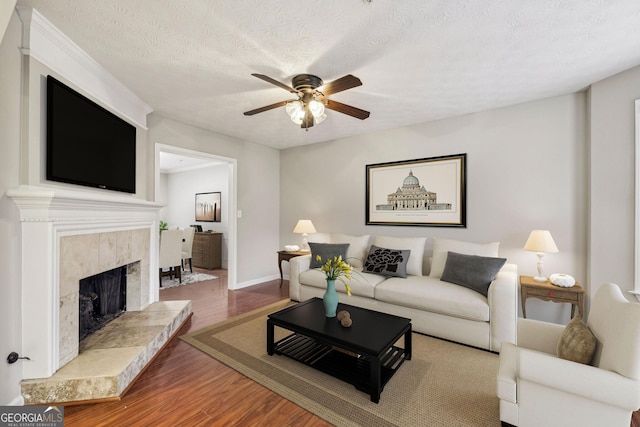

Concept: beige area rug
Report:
left=180, top=300, right=500, bottom=427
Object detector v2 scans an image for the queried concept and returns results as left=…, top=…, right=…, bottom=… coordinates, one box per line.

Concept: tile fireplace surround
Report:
left=8, top=186, right=190, bottom=403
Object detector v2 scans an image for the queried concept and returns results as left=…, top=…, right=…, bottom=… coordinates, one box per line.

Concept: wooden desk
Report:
left=277, top=250, right=309, bottom=287
left=520, top=275, right=585, bottom=319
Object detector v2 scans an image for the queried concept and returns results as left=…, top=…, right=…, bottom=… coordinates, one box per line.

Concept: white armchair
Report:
left=497, top=283, right=640, bottom=427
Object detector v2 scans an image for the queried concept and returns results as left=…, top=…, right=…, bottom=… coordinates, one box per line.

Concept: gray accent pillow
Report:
left=363, top=245, right=411, bottom=278
left=309, top=242, right=350, bottom=269
left=440, top=251, right=507, bottom=296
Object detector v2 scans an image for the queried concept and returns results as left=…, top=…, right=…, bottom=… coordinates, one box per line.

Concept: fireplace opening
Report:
left=79, top=266, right=127, bottom=341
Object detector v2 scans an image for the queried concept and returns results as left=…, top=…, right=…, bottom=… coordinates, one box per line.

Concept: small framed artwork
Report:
left=366, top=153, right=466, bottom=227
left=195, top=192, right=221, bottom=222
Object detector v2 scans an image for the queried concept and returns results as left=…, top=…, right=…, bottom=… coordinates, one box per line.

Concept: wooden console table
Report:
left=192, top=232, right=222, bottom=269
left=520, top=275, right=584, bottom=319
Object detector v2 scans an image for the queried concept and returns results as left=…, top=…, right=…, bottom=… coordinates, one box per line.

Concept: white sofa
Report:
left=289, top=234, right=518, bottom=353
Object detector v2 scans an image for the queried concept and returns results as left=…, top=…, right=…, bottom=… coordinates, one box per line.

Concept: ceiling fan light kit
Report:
left=244, top=73, right=370, bottom=130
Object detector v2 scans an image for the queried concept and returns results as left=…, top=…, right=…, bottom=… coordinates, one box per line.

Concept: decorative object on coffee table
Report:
left=316, top=254, right=354, bottom=317
left=337, top=310, right=352, bottom=327
left=323, top=279, right=339, bottom=317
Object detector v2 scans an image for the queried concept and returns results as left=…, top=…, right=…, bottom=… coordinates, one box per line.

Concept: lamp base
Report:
left=533, top=276, right=548, bottom=283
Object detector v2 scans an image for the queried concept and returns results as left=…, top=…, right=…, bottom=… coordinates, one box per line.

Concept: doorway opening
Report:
left=155, top=143, right=237, bottom=290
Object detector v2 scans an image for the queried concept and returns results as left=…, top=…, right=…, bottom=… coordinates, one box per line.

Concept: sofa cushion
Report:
left=363, top=245, right=410, bottom=278
left=299, top=268, right=387, bottom=299
left=308, top=233, right=331, bottom=243
left=440, top=251, right=506, bottom=297
left=331, top=233, right=370, bottom=268
left=374, top=236, right=427, bottom=276
left=557, top=315, right=596, bottom=365
left=430, top=238, right=500, bottom=279
left=308, top=242, right=349, bottom=268
left=375, top=276, right=490, bottom=322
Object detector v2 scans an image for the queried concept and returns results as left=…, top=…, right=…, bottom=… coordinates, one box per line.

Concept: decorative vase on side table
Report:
left=323, top=279, right=339, bottom=318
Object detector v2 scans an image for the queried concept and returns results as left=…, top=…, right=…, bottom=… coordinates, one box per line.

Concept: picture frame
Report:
left=195, top=192, right=222, bottom=222
left=366, top=154, right=466, bottom=227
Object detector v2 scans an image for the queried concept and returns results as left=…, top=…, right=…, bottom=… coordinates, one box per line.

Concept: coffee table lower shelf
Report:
left=273, top=333, right=407, bottom=402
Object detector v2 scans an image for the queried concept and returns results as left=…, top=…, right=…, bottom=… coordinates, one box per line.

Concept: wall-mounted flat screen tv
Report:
left=46, top=75, right=136, bottom=194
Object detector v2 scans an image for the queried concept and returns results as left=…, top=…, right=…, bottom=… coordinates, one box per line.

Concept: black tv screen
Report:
left=46, top=75, right=136, bottom=193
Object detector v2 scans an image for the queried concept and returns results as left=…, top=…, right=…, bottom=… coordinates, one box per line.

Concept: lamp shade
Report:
left=293, top=219, right=317, bottom=234
left=524, top=230, right=559, bottom=253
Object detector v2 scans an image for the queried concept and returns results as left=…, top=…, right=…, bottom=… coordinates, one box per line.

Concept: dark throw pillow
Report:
left=557, top=315, right=596, bottom=365
left=363, top=245, right=411, bottom=278
left=440, top=251, right=507, bottom=296
left=309, top=242, right=350, bottom=269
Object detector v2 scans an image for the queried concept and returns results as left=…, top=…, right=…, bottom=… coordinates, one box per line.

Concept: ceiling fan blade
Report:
left=318, top=74, right=362, bottom=96
left=324, top=99, right=370, bottom=120
left=251, top=73, right=298, bottom=93
left=243, top=100, right=288, bottom=116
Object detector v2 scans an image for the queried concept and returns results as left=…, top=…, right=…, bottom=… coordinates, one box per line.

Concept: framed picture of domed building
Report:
left=366, top=154, right=466, bottom=227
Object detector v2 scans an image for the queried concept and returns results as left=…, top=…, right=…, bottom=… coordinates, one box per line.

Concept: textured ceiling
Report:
left=15, top=0, right=640, bottom=150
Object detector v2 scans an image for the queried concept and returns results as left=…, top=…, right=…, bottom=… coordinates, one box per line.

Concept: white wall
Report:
left=0, top=0, right=16, bottom=44
left=0, top=10, right=25, bottom=406
left=280, top=93, right=589, bottom=324
left=162, top=164, right=230, bottom=266
left=589, top=64, right=640, bottom=300
left=148, top=115, right=280, bottom=287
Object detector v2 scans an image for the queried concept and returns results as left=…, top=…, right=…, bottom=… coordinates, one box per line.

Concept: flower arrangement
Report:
left=316, top=255, right=353, bottom=296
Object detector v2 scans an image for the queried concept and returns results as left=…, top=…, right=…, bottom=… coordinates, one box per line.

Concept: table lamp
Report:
left=524, top=230, right=559, bottom=282
left=293, top=219, right=316, bottom=252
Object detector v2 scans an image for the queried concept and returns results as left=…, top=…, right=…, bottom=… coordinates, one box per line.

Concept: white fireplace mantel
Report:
left=9, top=186, right=164, bottom=379
left=7, top=185, right=162, bottom=221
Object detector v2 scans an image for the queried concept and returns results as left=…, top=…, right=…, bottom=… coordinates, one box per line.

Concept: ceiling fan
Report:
left=243, top=73, right=370, bottom=130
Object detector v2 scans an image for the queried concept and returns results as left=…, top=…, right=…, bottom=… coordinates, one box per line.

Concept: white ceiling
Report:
left=15, top=1, right=640, bottom=150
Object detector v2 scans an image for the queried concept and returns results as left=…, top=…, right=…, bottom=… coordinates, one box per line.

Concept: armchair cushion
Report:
left=556, top=315, right=596, bottom=364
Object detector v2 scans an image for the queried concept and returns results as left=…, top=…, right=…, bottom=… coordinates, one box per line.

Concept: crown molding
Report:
left=16, top=7, right=153, bottom=129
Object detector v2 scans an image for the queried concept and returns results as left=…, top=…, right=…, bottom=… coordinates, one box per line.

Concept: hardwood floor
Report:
left=63, top=268, right=332, bottom=427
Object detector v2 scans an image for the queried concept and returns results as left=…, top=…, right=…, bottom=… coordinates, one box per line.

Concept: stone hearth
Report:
left=8, top=186, right=192, bottom=404
left=21, top=300, right=191, bottom=405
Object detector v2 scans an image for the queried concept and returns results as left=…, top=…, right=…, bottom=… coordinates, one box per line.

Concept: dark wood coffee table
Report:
left=267, top=298, right=412, bottom=403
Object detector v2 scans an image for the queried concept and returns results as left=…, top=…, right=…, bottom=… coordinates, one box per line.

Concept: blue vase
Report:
left=323, top=279, right=339, bottom=318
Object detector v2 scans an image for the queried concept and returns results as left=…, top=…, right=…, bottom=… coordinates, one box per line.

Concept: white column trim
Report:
left=633, top=99, right=640, bottom=301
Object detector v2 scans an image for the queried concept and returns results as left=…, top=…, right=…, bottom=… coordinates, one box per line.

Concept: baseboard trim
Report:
left=6, top=394, right=24, bottom=406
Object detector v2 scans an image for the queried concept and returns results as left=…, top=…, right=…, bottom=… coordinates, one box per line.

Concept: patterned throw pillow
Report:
left=363, top=245, right=411, bottom=278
